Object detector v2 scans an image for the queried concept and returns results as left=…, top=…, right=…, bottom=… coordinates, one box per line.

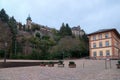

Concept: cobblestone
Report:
left=0, top=60, right=120, bottom=80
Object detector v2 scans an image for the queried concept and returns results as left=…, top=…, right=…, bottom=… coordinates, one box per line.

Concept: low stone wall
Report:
left=0, top=62, right=41, bottom=68
left=0, top=61, right=59, bottom=68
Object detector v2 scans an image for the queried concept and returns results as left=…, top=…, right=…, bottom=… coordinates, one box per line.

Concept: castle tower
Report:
left=26, top=14, right=32, bottom=30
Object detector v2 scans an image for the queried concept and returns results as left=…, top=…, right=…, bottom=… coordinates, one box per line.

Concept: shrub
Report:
left=9, top=54, right=26, bottom=59
left=118, top=60, right=120, bottom=64
left=69, top=61, right=75, bottom=64
left=69, top=61, right=76, bottom=68
left=0, top=50, right=5, bottom=58
left=40, top=62, right=46, bottom=66
left=49, top=61, right=54, bottom=64
left=59, top=60, right=63, bottom=64
left=41, top=62, right=45, bottom=64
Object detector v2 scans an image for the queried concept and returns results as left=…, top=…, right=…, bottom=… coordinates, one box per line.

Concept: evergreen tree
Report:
left=66, top=23, right=72, bottom=36
left=8, top=16, right=17, bottom=55
left=59, top=23, right=72, bottom=37
left=0, top=8, right=9, bottom=22
left=59, top=23, right=66, bottom=36
left=9, top=16, right=17, bottom=34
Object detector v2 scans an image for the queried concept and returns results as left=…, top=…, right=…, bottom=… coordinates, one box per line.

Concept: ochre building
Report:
left=88, top=29, right=120, bottom=59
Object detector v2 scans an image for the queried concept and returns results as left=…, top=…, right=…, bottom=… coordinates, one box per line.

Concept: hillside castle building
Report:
left=72, top=26, right=85, bottom=37
left=26, top=15, right=32, bottom=30
left=17, top=15, right=52, bottom=36
left=17, top=15, right=85, bottom=38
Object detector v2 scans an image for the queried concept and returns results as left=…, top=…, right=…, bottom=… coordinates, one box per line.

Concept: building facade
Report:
left=88, top=29, right=120, bottom=59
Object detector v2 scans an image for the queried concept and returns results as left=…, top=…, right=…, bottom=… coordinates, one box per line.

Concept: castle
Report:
left=71, top=25, right=85, bottom=37
left=17, top=15, right=52, bottom=37
left=17, top=15, right=32, bottom=30
left=26, top=15, right=32, bottom=30
left=17, top=15, right=85, bottom=38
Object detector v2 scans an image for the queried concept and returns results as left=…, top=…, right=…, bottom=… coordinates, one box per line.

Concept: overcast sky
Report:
left=0, top=0, right=120, bottom=33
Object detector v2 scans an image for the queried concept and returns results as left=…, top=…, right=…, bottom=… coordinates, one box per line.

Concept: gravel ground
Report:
left=0, top=60, right=120, bottom=80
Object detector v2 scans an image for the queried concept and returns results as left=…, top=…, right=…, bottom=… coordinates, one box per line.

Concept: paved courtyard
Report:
left=0, top=60, right=120, bottom=80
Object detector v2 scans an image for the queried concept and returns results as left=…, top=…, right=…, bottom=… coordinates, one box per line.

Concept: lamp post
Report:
left=15, top=40, right=17, bottom=55
left=4, top=42, right=7, bottom=63
left=62, top=51, right=64, bottom=60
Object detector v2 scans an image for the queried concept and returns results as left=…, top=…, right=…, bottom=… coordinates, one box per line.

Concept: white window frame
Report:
left=99, top=34, right=102, bottom=39
left=93, top=43, right=96, bottom=48
left=105, top=41, right=109, bottom=46
left=106, top=50, right=110, bottom=56
left=93, top=35, right=96, bottom=40
left=99, top=42, right=102, bottom=47
left=105, top=33, right=109, bottom=38
left=99, top=51, right=103, bottom=56
left=93, top=52, right=97, bottom=57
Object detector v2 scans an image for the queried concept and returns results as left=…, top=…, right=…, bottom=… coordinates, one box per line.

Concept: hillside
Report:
left=0, top=8, right=89, bottom=60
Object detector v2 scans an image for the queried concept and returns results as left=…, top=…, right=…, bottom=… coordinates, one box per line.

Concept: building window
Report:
left=105, top=41, right=109, bottom=46
left=99, top=51, right=103, bottom=56
left=106, top=50, right=110, bottom=56
left=99, top=42, right=102, bottom=47
left=105, top=33, right=109, bottom=38
left=99, top=34, right=102, bottom=39
left=93, top=52, right=97, bottom=57
left=93, top=43, right=96, bottom=48
left=115, top=42, right=119, bottom=46
left=93, top=35, right=96, bottom=40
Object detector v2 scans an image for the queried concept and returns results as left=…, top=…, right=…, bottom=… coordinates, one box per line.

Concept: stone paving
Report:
left=0, top=60, right=120, bottom=80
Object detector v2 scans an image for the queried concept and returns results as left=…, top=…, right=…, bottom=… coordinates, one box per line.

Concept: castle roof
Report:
left=26, top=15, right=32, bottom=21
left=72, top=26, right=81, bottom=30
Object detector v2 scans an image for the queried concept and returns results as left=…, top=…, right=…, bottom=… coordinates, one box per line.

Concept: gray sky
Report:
left=0, top=0, right=120, bottom=33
